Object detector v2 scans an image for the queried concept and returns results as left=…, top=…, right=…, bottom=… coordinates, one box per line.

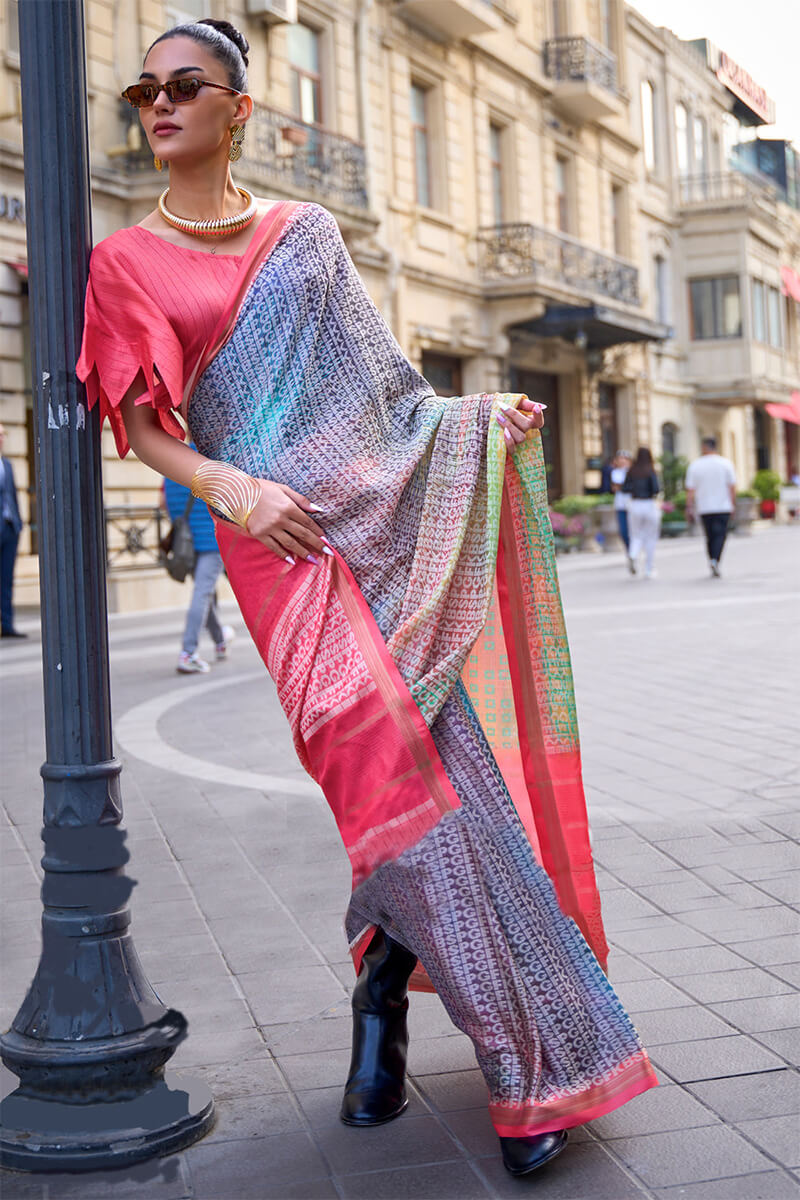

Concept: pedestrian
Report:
left=610, top=449, right=632, bottom=551
left=163, top=468, right=234, bottom=674
left=685, top=436, right=736, bottom=578
left=0, top=423, right=26, bottom=640
left=623, top=446, right=661, bottom=578
left=76, top=18, right=657, bottom=1176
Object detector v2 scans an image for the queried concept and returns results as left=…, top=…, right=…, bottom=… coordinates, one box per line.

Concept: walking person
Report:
left=76, top=18, right=657, bottom=1175
left=163, top=469, right=234, bottom=674
left=0, top=423, right=26, bottom=640
left=685, top=436, right=736, bottom=578
left=610, top=449, right=632, bottom=551
left=623, top=447, right=661, bottom=578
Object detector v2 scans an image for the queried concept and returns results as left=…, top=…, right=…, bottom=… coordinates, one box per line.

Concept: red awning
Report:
left=781, top=266, right=800, bottom=302
left=766, top=390, right=800, bottom=426
left=6, top=261, right=28, bottom=278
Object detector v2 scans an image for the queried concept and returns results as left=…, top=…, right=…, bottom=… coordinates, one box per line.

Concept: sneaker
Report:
left=215, top=624, right=236, bottom=662
left=644, top=568, right=657, bottom=580
left=627, top=555, right=637, bottom=575
left=177, top=651, right=210, bottom=674
left=710, top=560, right=721, bottom=578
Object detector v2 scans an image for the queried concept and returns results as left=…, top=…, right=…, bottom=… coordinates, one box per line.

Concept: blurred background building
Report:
left=1, top=0, right=799, bottom=610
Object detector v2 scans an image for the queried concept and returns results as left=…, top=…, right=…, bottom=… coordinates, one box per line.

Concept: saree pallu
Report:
left=186, top=201, right=658, bottom=1135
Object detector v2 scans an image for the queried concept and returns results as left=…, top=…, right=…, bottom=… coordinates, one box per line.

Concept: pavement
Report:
left=1, top=523, right=798, bottom=1200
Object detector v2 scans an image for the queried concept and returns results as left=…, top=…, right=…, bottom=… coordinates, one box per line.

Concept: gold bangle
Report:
left=190, top=461, right=262, bottom=529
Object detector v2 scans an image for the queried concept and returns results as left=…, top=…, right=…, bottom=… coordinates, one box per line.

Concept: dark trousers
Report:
left=701, top=512, right=730, bottom=563
left=615, top=509, right=630, bottom=549
left=1, top=520, right=20, bottom=631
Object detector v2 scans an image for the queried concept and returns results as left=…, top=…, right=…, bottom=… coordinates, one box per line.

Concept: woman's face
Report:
left=138, top=36, right=251, bottom=169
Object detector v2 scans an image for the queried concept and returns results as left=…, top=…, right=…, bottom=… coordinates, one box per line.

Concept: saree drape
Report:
left=80, top=200, right=658, bottom=1136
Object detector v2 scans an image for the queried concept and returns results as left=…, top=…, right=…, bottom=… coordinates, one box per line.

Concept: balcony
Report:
left=479, top=223, right=640, bottom=306
left=394, top=0, right=501, bottom=41
left=678, top=171, right=779, bottom=212
left=247, top=104, right=368, bottom=212
left=543, top=36, right=623, bottom=123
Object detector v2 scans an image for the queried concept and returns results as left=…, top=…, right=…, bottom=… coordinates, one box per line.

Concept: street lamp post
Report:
left=0, top=0, right=214, bottom=1171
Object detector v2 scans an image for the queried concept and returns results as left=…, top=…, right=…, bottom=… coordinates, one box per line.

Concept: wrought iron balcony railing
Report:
left=119, top=103, right=369, bottom=212
left=479, top=223, right=640, bottom=306
left=105, top=507, right=167, bottom=573
left=247, top=104, right=368, bottom=211
left=543, top=35, right=618, bottom=94
left=678, top=171, right=779, bottom=208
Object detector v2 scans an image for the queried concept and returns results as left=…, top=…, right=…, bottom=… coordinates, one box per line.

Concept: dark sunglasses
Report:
left=121, top=77, right=242, bottom=108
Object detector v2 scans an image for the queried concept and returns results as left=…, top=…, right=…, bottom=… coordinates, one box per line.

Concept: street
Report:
left=1, top=524, right=798, bottom=1199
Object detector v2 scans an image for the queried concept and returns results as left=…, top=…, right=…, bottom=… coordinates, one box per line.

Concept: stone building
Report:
left=1, top=0, right=798, bottom=611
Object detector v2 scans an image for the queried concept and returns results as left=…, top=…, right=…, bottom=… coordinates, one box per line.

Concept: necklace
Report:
left=157, top=186, right=257, bottom=239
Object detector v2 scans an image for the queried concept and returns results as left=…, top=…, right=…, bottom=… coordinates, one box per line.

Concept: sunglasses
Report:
left=121, top=77, right=242, bottom=108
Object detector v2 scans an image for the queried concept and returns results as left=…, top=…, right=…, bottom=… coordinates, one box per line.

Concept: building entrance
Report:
left=510, top=370, right=561, bottom=497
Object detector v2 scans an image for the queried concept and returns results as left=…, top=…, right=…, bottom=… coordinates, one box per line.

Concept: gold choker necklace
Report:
left=157, top=186, right=257, bottom=238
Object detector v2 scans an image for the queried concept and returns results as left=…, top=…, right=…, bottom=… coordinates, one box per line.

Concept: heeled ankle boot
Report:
left=340, top=927, right=417, bottom=1126
left=500, top=1130, right=568, bottom=1176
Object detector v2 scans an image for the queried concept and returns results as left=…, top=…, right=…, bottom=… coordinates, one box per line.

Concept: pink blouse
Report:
left=76, top=226, right=243, bottom=457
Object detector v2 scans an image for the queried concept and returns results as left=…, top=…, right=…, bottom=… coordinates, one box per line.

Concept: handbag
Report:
left=159, top=494, right=197, bottom=582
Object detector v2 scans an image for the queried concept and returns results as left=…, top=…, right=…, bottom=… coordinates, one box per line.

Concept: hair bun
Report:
left=198, top=17, right=250, bottom=67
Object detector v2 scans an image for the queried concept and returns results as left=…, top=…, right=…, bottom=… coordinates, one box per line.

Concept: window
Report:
left=422, top=352, right=463, bottom=396
left=752, top=280, right=766, bottom=342
left=555, top=156, right=570, bottom=232
left=551, top=0, right=566, bottom=37
left=6, top=0, right=19, bottom=54
left=600, top=0, right=614, bottom=50
left=661, top=422, right=678, bottom=457
left=641, top=80, right=656, bottom=171
left=597, top=384, right=618, bottom=465
left=166, top=0, right=205, bottom=25
left=611, top=183, right=626, bottom=256
left=654, top=255, right=669, bottom=324
left=411, top=83, right=432, bottom=208
left=675, top=103, right=689, bottom=177
left=489, top=123, right=504, bottom=225
left=693, top=115, right=707, bottom=175
left=689, top=276, right=742, bottom=340
left=288, top=23, right=322, bottom=125
left=767, top=286, right=782, bottom=348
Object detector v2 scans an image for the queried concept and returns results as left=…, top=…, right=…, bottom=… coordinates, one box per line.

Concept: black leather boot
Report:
left=340, top=927, right=417, bottom=1127
left=500, top=1130, right=568, bottom=1176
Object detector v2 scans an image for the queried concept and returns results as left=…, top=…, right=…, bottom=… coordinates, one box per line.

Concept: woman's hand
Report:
left=496, top=396, right=546, bottom=452
left=246, top=480, right=329, bottom=565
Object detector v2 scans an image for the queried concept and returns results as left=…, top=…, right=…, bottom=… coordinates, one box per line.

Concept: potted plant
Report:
left=661, top=488, right=688, bottom=537
left=734, top=489, right=759, bottom=533
left=658, top=452, right=689, bottom=501
left=751, top=469, right=782, bottom=518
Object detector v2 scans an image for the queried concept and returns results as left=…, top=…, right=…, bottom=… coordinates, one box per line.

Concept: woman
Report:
left=623, top=447, right=661, bottom=579
left=610, top=449, right=632, bottom=552
left=77, top=19, right=658, bottom=1175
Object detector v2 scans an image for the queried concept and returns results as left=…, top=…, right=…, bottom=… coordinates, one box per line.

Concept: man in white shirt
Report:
left=685, top=437, right=736, bottom=578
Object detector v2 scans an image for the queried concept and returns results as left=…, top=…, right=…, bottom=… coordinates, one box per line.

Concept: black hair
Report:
left=627, top=446, right=655, bottom=480
left=146, top=18, right=249, bottom=92
left=701, top=435, right=717, bottom=451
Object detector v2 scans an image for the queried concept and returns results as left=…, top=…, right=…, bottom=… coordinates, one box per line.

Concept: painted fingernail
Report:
left=285, top=555, right=296, bottom=566
left=307, top=554, right=320, bottom=565
left=308, top=503, right=324, bottom=512
left=496, top=413, right=507, bottom=426
left=532, top=403, right=547, bottom=413
left=321, top=545, right=334, bottom=556
left=498, top=401, right=512, bottom=411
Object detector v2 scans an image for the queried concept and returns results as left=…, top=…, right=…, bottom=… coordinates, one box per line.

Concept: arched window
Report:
left=675, top=102, right=689, bottom=176
left=641, top=80, right=657, bottom=171
left=661, top=422, right=678, bottom=458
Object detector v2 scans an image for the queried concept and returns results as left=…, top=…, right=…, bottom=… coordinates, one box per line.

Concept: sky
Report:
left=628, top=0, right=800, bottom=144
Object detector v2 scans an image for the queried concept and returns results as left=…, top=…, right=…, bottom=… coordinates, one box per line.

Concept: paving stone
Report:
left=610, top=921, right=712, bottom=954
left=236, top=964, right=345, bottom=1025
left=632, top=1006, right=735, bottom=1046
left=309, top=1112, right=463, bottom=1175
left=653, top=1172, right=800, bottom=1198
left=339, top=1161, right=490, bottom=1199
left=188, top=1055, right=287, bottom=1100
left=687, top=1071, right=800, bottom=1122
left=407, top=1035, right=479, bottom=1076
left=651, top=1036, right=784, bottom=1083
left=260, top=1015, right=354, bottom=1056
left=201, top=1088, right=303, bottom=1143
left=709, top=994, right=800, bottom=1034
left=735, top=1115, right=800, bottom=1169
left=0, top=1157, right=188, bottom=1199
left=296, top=1083, right=431, bottom=1128
left=413, top=1069, right=489, bottom=1113
left=590, top=1083, right=720, bottom=1139
left=728, top=936, right=800, bottom=967
left=676, top=968, right=794, bottom=1004
left=184, top=1130, right=332, bottom=1198
left=753, top=1028, right=800, bottom=1064
left=639, top=945, right=751, bottom=977
left=609, top=1124, right=774, bottom=1187
left=277, top=1047, right=353, bottom=1091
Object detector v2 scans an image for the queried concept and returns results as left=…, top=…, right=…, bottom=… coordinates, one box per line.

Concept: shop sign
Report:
left=714, top=49, right=774, bottom=125
left=0, top=194, right=25, bottom=223
left=781, top=266, right=800, bottom=303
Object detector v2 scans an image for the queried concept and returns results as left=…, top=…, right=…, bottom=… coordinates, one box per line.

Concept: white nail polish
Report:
left=322, top=545, right=334, bottom=556
left=285, top=555, right=296, bottom=566
left=309, top=503, right=324, bottom=513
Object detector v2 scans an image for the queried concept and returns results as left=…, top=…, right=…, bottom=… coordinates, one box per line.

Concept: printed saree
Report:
left=88, top=200, right=658, bottom=1136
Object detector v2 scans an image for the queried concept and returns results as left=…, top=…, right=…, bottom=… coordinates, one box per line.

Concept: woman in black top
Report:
left=622, top=447, right=661, bottom=577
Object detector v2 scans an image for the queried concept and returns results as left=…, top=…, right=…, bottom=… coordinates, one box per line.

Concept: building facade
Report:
left=1, top=0, right=798, bottom=610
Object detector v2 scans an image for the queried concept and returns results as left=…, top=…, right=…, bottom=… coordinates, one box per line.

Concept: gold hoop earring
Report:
left=154, top=155, right=163, bottom=171
left=228, top=124, right=245, bottom=163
